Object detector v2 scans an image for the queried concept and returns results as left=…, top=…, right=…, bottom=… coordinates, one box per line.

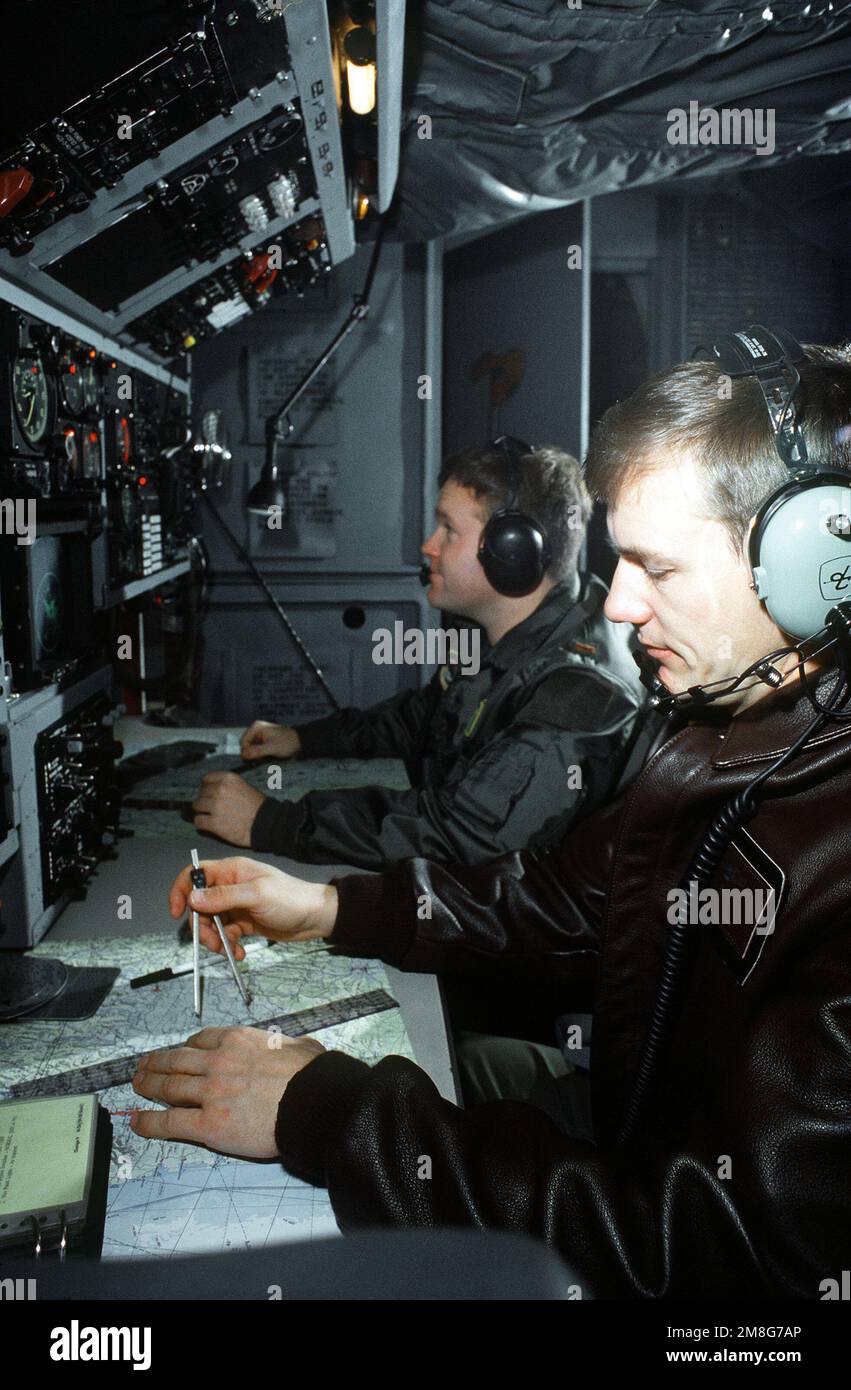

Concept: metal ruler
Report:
left=2, top=988, right=398, bottom=1100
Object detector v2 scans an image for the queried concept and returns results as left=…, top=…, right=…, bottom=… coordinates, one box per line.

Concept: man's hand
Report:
left=192, top=771, right=265, bottom=847
left=169, top=855, right=338, bottom=959
left=241, top=720, right=302, bottom=762
left=131, top=1028, right=325, bottom=1159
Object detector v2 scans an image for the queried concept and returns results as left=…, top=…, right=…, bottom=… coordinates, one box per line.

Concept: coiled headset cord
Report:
left=617, top=662, right=850, bottom=1146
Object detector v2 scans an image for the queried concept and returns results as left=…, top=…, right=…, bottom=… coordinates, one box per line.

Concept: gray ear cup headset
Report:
left=476, top=435, right=552, bottom=596
left=635, top=324, right=851, bottom=710
left=711, top=324, right=851, bottom=641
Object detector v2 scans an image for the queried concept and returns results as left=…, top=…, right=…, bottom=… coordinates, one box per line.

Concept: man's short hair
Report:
left=584, top=342, right=851, bottom=553
left=438, top=443, right=591, bottom=582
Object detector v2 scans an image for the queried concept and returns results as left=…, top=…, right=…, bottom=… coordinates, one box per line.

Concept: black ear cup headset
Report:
left=635, top=324, right=851, bottom=715
left=476, top=436, right=552, bottom=595
left=475, top=436, right=552, bottom=595
left=621, top=324, right=851, bottom=1145
left=420, top=436, right=552, bottom=596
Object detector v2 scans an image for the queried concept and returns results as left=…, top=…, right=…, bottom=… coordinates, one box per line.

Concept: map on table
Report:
left=121, top=752, right=410, bottom=839
left=0, top=933, right=414, bottom=1259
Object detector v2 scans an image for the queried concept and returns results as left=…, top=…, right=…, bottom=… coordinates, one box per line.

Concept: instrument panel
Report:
left=0, top=0, right=354, bottom=366
left=126, top=212, right=330, bottom=357
left=0, top=3, right=295, bottom=257
left=37, top=691, right=122, bottom=906
left=1, top=305, right=191, bottom=627
left=1, top=310, right=118, bottom=497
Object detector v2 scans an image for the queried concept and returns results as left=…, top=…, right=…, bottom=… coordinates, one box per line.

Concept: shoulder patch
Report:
left=519, top=671, right=629, bottom=730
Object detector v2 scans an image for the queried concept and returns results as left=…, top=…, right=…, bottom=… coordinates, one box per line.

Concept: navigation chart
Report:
left=0, top=933, right=415, bottom=1259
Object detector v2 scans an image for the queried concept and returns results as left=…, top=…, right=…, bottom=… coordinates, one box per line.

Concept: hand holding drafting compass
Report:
left=190, top=848, right=252, bottom=1016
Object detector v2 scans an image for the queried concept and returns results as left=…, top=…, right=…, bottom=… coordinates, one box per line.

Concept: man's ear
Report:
left=743, top=515, right=758, bottom=575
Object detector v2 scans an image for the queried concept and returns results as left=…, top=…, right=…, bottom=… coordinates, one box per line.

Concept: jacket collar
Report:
left=705, top=668, right=851, bottom=768
left=486, top=570, right=590, bottom=674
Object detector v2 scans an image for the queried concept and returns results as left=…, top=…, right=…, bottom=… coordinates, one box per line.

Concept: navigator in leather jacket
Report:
left=275, top=674, right=851, bottom=1297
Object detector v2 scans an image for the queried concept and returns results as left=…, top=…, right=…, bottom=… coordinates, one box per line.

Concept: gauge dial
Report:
left=12, top=351, right=51, bottom=446
left=115, top=414, right=132, bottom=466
left=81, top=428, right=101, bottom=480
left=58, top=352, right=85, bottom=415
left=63, top=427, right=80, bottom=477
left=82, top=359, right=101, bottom=410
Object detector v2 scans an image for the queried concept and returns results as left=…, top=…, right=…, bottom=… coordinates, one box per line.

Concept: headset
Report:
left=636, top=324, right=851, bottom=712
left=721, top=325, right=851, bottom=640
left=476, top=435, right=552, bottom=596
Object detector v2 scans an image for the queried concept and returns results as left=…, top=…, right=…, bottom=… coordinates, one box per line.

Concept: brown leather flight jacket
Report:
left=276, top=676, right=851, bottom=1298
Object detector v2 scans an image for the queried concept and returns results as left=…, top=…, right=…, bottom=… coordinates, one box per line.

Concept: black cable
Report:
left=797, top=628, right=851, bottom=718
left=651, top=620, right=851, bottom=716
left=358, top=218, right=387, bottom=308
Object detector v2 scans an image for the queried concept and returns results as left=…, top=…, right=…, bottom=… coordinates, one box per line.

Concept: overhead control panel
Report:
left=0, top=0, right=357, bottom=367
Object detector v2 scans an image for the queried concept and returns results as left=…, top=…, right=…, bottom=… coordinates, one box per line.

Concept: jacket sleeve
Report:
left=291, top=677, right=441, bottom=761
left=251, top=673, right=641, bottom=869
left=274, top=919, right=851, bottom=1298
left=323, top=791, right=621, bottom=978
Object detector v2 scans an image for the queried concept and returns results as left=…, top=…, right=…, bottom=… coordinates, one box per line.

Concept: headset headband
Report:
left=491, top=434, right=533, bottom=511
left=710, top=324, right=811, bottom=474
